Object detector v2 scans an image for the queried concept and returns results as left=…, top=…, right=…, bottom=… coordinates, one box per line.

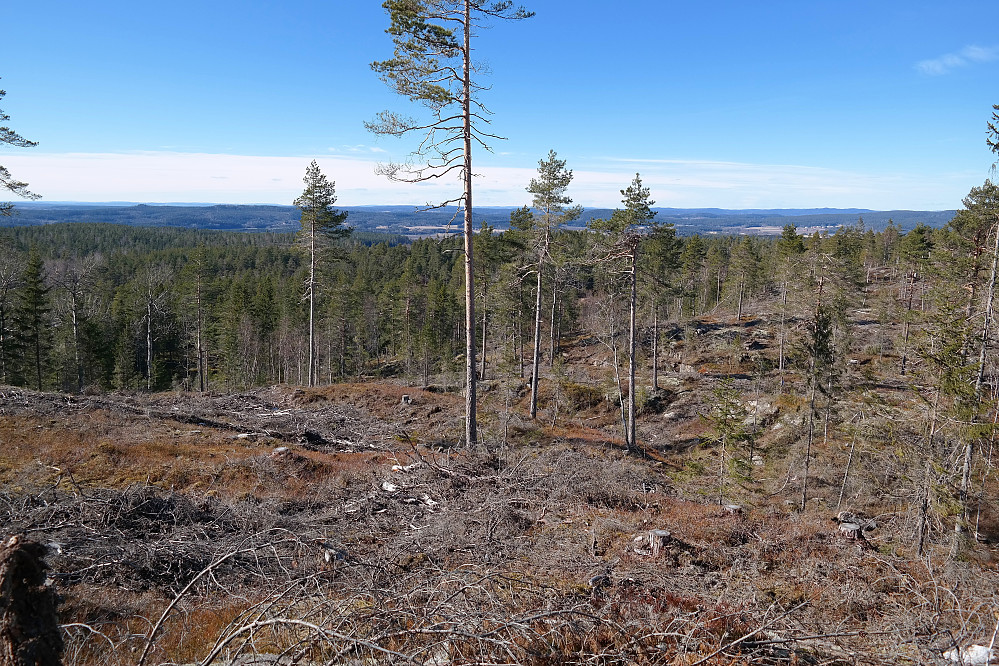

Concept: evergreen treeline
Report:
left=0, top=223, right=419, bottom=392
left=0, top=181, right=995, bottom=415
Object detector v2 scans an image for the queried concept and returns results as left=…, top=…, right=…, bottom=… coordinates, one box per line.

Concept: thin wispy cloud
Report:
left=0, top=150, right=972, bottom=210
left=916, top=44, right=998, bottom=75
left=330, top=145, right=387, bottom=154
left=569, top=157, right=960, bottom=209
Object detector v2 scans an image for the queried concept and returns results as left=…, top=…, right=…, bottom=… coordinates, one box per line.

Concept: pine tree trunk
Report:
left=837, top=433, right=857, bottom=511
left=404, top=295, right=412, bottom=376
left=1, top=316, right=6, bottom=385
left=800, top=277, right=825, bottom=511
left=328, top=330, right=334, bottom=385
left=954, top=438, right=974, bottom=556
left=308, top=227, right=316, bottom=388
left=555, top=295, right=564, bottom=359
left=610, top=318, right=627, bottom=446
left=800, top=380, right=817, bottom=512
left=916, top=460, right=932, bottom=557
left=737, top=273, right=745, bottom=321
left=899, top=271, right=915, bottom=376
left=71, top=293, right=82, bottom=393
left=340, top=319, right=347, bottom=380
left=778, top=280, right=788, bottom=387
left=628, top=244, right=638, bottom=451
left=480, top=296, right=488, bottom=381
left=0, top=300, right=6, bottom=385
left=961, top=231, right=985, bottom=361
left=718, top=433, right=726, bottom=506
left=518, top=297, right=524, bottom=379
left=461, top=0, right=477, bottom=447
left=918, top=379, right=942, bottom=556
left=652, top=298, right=659, bottom=391
left=196, top=276, right=205, bottom=392
left=822, top=376, right=833, bottom=446
left=146, top=299, right=153, bottom=391
left=548, top=272, right=558, bottom=367
left=975, top=218, right=999, bottom=392
left=529, top=254, right=544, bottom=420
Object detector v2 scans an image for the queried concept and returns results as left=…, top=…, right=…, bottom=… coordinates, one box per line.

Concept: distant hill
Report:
left=3, top=202, right=957, bottom=236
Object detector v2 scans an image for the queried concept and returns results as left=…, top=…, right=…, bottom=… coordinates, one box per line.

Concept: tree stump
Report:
left=649, top=529, right=672, bottom=556
left=0, top=535, right=63, bottom=666
left=839, top=522, right=862, bottom=541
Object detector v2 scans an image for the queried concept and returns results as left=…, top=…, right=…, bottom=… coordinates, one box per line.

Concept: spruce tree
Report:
left=12, top=250, right=51, bottom=390
left=0, top=242, right=23, bottom=384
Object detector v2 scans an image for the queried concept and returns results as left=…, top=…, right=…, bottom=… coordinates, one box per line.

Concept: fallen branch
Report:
left=688, top=601, right=807, bottom=666
left=200, top=618, right=417, bottom=666
left=135, top=532, right=295, bottom=666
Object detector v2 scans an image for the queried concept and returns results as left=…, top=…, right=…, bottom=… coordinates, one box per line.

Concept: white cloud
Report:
left=0, top=150, right=972, bottom=210
left=916, top=44, right=999, bottom=76
left=330, top=145, right=387, bottom=154
left=1, top=151, right=424, bottom=205
left=568, top=157, right=969, bottom=210
left=962, top=45, right=999, bottom=62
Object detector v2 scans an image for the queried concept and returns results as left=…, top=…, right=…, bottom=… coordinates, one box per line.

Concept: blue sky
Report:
left=1, top=0, right=997, bottom=210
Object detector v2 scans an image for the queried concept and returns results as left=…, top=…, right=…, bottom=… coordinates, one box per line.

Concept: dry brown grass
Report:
left=3, top=316, right=999, bottom=666
left=0, top=404, right=398, bottom=503
left=300, top=381, right=462, bottom=418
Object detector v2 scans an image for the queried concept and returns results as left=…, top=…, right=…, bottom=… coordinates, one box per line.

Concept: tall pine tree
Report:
left=368, top=0, right=532, bottom=447
left=294, top=160, right=349, bottom=388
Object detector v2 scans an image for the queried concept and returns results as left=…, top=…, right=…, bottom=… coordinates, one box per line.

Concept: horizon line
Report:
left=10, top=201, right=958, bottom=214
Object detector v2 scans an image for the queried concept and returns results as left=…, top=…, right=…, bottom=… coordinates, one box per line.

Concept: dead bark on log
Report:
left=0, top=535, right=63, bottom=666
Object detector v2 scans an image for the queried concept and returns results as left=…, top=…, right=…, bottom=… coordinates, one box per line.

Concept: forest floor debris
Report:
left=2, top=371, right=998, bottom=665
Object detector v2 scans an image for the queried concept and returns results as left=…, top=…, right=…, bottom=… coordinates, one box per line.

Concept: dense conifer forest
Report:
left=0, top=184, right=994, bottom=402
